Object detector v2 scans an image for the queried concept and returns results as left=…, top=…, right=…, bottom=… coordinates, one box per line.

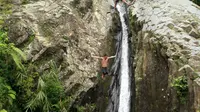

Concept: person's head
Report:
left=103, top=54, right=108, bottom=59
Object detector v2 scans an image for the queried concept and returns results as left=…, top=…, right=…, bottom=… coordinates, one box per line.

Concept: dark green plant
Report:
left=0, top=30, right=26, bottom=70
left=171, top=76, right=188, bottom=104
left=0, top=0, right=12, bottom=28
left=76, top=103, right=96, bottom=112
left=191, top=0, right=200, bottom=6
left=0, top=77, right=16, bottom=111
left=0, top=29, right=25, bottom=111
left=25, top=61, right=68, bottom=112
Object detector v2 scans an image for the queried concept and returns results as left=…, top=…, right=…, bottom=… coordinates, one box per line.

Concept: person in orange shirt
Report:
left=92, top=54, right=116, bottom=79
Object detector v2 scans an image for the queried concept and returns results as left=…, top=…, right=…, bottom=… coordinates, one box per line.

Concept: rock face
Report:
left=131, top=0, right=200, bottom=111
left=6, top=0, right=114, bottom=107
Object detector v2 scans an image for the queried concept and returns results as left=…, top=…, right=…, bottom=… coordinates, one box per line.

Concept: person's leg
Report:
left=102, top=67, right=108, bottom=79
left=102, top=74, right=105, bottom=79
left=102, top=67, right=106, bottom=79
left=105, top=67, right=108, bottom=75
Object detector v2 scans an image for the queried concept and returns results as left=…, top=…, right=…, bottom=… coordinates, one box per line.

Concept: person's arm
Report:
left=91, top=55, right=103, bottom=59
left=108, top=55, right=116, bottom=59
left=122, top=0, right=129, bottom=5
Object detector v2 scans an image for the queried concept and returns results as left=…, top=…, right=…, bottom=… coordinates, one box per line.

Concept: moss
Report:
left=22, top=0, right=29, bottom=4
left=191, top=0, right=200, bottom=6
left=0, top=0, right=13, bottom=28
left=70, top=0, right=93, bottom=17
left=40, top=22, right=54, bottom=37
left=18, top=32, right=35, bottom=49
left=70, top=0, right=80, bottom=8
left=171, top=76, right=188, bottom=104
left=76, top=103, right=96, bottom=112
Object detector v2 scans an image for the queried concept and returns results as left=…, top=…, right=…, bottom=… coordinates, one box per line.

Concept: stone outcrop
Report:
left=6, top=0, right=115, bottom=108
left=131, top=0, right=200, bottom=111
left=6, top=0, right=200, bottom=111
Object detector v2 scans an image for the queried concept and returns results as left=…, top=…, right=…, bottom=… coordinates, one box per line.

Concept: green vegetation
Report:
left=70, top=0, right=93, bottom=17
left=25, top=61, right=67, bottom=112
left=76, top=103, right=96, bottom=112
left=0, top=29, right=94, bottom=111
left=191, top=0, right=200, bottom=6
left=0, top=29, right=76, bottom=112
left=22, top=0, right=30, bottom=4
left=171, top=76, right=188, bottom=104
left=0, top=0, right=12, bottom=28
left=0, top=30, right=25, bottom=111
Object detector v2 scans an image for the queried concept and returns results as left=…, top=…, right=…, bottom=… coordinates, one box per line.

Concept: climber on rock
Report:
left=114, top=0, right=136, bottom=9
left=91, top=54, right=116, bottom=79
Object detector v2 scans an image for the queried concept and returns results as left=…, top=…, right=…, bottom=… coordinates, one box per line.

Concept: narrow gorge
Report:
left=0, top=0, right=200, bottom=112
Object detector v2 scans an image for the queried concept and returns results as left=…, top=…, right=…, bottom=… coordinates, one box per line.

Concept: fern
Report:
left=25, top=60, right=67, bottom=112
left=11, top=45, right=26, bottom=60
left=0, top=30, right=26, bottom=70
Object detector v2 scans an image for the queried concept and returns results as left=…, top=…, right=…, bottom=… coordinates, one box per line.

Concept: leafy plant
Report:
left=0, top=77, right=16, bottom=110
left=171, top=76, right=188, bottom=104
left=25, top=61, right=68, bottom=112
left=191, top=0, right=200, bottom=6
left=76, top=103, right=96, bottom=112
left=0, top=0, right=13, bottom=28
left=0, top=30, right=26, bottom=70
left=0, top=109, right=7, bottom=112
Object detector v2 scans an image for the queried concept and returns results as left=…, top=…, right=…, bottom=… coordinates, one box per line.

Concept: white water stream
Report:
left=117, top=4, right=131, bottom=112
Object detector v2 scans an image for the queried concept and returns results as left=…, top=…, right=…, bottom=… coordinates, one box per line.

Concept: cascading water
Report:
left=117, top=4, right=131, bottom=112
left=107, top=2, right=133, bottom=112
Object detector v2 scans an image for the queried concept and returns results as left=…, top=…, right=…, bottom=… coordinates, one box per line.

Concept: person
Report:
left=92, top=54, right=116, bottom=79
left=114, top=0, right=135, bottom=9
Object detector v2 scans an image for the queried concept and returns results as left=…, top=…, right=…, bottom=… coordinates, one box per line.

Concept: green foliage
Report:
left=191, top=0, right=200, bottom=6
left=0, top=30, right=72, bottom=112
left=0, top=29, right=26, bottom=112
left=76, top=103, right=96, bottom=112
left=0, top=109, right=7, bottom=112
left=0, top=30, right=26, bottom=70
left=0, top=29, right=26, bottom=111
left=52, top=96, right=74, bottom=112
left=70, top=0, right=93, bottom=16
left=71, top=0, right=80, bottom=8
left=15, top=64, right=38, bottom=109
left=25, top=61, right=68, bottom=112
left=22, top=0, right=30, bottom=4
left=0, top=0, right=13, bottom=28
left=171, top=76, right=188, bottom=104
left=0, top=77, right=16, bottom=110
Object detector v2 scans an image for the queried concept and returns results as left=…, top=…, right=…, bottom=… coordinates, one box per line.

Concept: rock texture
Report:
left=131, top=0, right=200, bottom=111
left=6, top=0, right=114, bottom=107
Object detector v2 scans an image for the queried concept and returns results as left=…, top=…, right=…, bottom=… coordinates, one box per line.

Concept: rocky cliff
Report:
left=131, top=0, right=200, bottom=111
left=6, top=0, right=116, bottom=110
left=5, top=0, right=200, bottom=111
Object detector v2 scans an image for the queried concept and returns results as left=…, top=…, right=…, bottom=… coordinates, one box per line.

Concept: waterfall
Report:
left=107, top=2, right=133, bottom=112
left=117, top=4, right=131, bottom=112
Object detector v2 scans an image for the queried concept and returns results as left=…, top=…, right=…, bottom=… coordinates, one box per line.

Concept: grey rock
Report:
left=6, top=0, right=114, bottom=108
left=189, top=29, right=199, bottom=38
left=132, top=0, right=200, bottom=111
left=181, top=25, right=192, bottom=33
